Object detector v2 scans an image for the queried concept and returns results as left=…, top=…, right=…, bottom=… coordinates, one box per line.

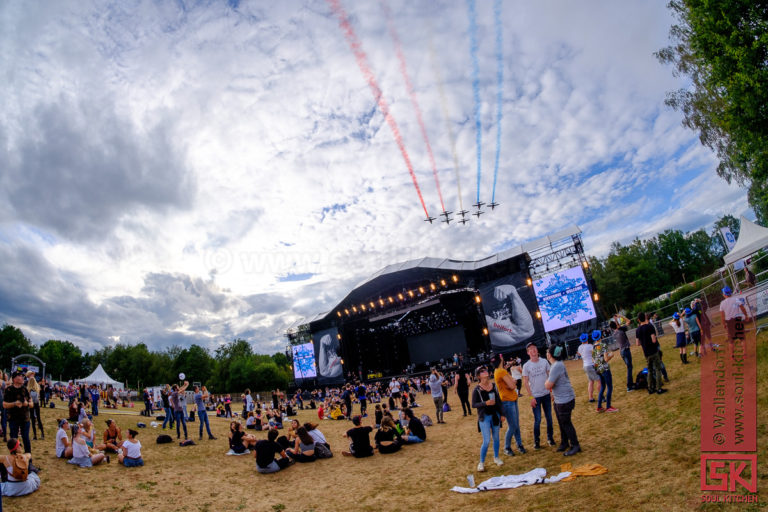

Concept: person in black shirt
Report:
left=3, top=371, right=32, bottom=454
left=403, top=408, right=426, bottom=443
left=342, top=415, right=373, bottom=457
left=254, top=428, right=292, bottom=473
left=374, top=416, right=403, bottom=454
left=454, top=369, right=472, bottom=416
left=635, top=312, right=666, bottom=395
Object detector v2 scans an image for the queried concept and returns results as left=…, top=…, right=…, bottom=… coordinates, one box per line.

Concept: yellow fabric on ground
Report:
left=560, top=463, right=608, bottom=481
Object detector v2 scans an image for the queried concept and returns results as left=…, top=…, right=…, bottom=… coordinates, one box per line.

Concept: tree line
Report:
left=0, top=324, right=291, bottom=393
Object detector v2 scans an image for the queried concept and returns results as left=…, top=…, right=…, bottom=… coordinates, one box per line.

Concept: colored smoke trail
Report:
left=466, top=0, right=482, bottom=204
left=491, top=0, right=502, bottom=204
left=381, top=0, right=446, bottom=213
left=327, top=0, right=431, bottom=219
left=428, top=33, right=465, bottom=214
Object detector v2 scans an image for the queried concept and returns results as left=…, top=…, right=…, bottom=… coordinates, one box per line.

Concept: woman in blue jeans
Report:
left=591, top=330, right=618, bottom=413
left=471, top=366, right=504, bottom=472
left=193, top=385, right=216, bottom=440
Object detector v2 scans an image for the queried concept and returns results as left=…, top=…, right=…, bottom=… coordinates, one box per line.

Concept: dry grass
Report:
left=9, top=331, right=767, bottom=512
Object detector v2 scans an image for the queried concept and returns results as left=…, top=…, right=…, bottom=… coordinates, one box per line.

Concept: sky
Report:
left=0, top=0, right=752, bottom=356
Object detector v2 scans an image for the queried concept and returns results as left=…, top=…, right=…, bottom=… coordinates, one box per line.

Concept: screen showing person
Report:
left=481, top=280, right=535, bottom=347
left=317, top=333, right=342, bottom=378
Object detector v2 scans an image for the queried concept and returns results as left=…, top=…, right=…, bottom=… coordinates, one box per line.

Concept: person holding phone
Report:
left=471, top=366, right=504, bottom=472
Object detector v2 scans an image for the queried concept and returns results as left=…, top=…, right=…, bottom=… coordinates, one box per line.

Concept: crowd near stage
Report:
left=286, top=226, right=602, bottom=388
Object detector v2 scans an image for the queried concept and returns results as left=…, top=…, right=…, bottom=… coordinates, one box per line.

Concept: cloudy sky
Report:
left=0, top=0, right=751, bottom=355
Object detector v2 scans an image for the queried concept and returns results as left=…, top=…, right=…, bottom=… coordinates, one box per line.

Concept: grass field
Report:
left=7, top=330, right=767, bottom=512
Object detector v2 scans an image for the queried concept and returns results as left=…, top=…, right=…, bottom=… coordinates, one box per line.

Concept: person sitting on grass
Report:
left=81, top=418, right=96, bottom=449
left=374, top=404, right=383, bottom=428
left=374, top=416, right=403, bottom=454
left=68, top=424, right=108, bottom=467
left=245, top=412, right=257, bottom=430
left=118, top=429, right=143, bottom=467
left=55, top=419, right=74, bottom=459
left=1, top=438, right=41, bottom=496
left=229, top=421, right=257, bottom=454
left=285, top=426, right=316, bottom=463
left=303, top=422, right=330, bottom=449
left=277, top=419, right=301, bottom=451
left=254, top=428, right=292, bottom=474
left=402, top=408, right=426, bottom=444
left=317, top=403, right=325, bottom=420
left=98, top=419, right=123, bottom=453
left=341, top=415, right=373, bottom=458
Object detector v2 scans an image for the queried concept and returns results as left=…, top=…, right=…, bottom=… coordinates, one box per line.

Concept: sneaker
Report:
left=517, top=446, right=526, bottom=454
left=477, top=462, right=485, bottom=472
left=588, top=398, right=596, bottom=403
left=503, top=448, right=515, bottom=456
left=606, top=407, right=619, bottom=413
left=209, top=436, right=217, bottom=440
left=493, top=457, right=504, bottom=466
left=533, top=442, right=541, bottom=450
left=547, top=439, right=556, bottom=447
left=626, top=387, right=634, bottom=392
left=596, top=407, right=605, bottom=413
left=564, top=445, right=581, bottom=456
left=657, top=388, right=668, bottom=395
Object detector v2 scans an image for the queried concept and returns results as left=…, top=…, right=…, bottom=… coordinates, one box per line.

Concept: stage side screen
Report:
left=407, top=326, right=467, bottom=365
left=478, top=274, right=541, bottom=351
left=312, top=327, right=344, bottom=385
left=532, top=266, right=597, bottom=332
left=291, top=342, right=317, bottom=379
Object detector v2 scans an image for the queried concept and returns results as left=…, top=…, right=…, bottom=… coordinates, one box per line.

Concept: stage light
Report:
left=370, top=301, right=375, bottom=309
left=336, top=311, right=341, bottom=317
left=593, top=292, right=599, bottom=302
left=452, top=275, right=458, bottom=283
left=536, top=310, right=542, bottom=319
left=482, top=327, right=489, bottom=336
left=398, top=293, right=404, bottom=300
left=430, top=283, right=436, bottom=291
left=340, top=359, right=344, bottom=365
left=440, top=279, right=447, bottom=287
left=388, top=296, right=394, bottom=303
left=526, top=277, right=532, bottom=286
left=379, top=299, right=384, bottom=306
left=582, top=260, right=589, bottom=269
left=337, top=333, right=341, bottom=340
left=475, top=295, right=482, bottom=303
left=408, top=290, right=414, bottom=298
left=361, top=304, right=366, bottom=311
left=419, top=286, right=425, bottom=294
left=352, top=306, right=357, bottom=313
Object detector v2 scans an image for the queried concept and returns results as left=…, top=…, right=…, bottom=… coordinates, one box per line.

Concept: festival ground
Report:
left=8, top=331, right=767, bottom=512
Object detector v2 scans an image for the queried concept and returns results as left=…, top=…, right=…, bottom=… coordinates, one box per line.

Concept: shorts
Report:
left=123, top=457, right=144, bottom=467
left=583, top=365, right=600, bottom=381
left=725, top=318, right=744, bottom=340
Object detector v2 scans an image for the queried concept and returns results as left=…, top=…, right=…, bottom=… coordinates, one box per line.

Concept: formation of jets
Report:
left=423, top=202, right=499, bottom=225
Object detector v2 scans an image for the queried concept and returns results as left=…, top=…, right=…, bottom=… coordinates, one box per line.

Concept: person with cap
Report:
left=471, top=366, right=504, bottom=471
left=591, top=330, right=617, bottom=413
left=545, top=345, right=581, bottom=456
left=2, top=370, right=32, bottom=454
left=491, top=353, right=526, bottom=456
left=576, top=333, right=600, bottom=402
left=719, top=286, right=750, bottom=359
left=690, top=298, right=712, bottom=354
left=522, top=342, right=555, bottom=448
left=635, top=312, right=667, bottom=395
left=1, top=437, right=41, bottom=497
left=683, top=307, right=702, bottom=358
left=669, top=312, right=688, bottom=364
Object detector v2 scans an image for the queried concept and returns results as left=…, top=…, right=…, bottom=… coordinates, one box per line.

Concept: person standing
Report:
left=471, top=366, right=504, bottom=472
left=89, top=385, right=100, bottom=417
left=577, top=333, right=600, bottom=402
left=161, top=385, right=174, bottom=430
left=492, top=354, right=525, bottom=456
left=591, top=330, right=617, bottom=413
left=610, top=320, right=634, bottom=392
left=194, top=385, right=216, bottom=440
left=142, top=388, right=153, bottom=416
left=636, top=312, right=667, bottom=395
left=545, top=345, right=581, bottom=456
left=26, top=373, right=44, bottom=440
left=719, top=286, right=750, bottom=359
left=341, top=384, right=353, bottom=420
left=522, top=342, right=555, bottom=449
left=428, top=369, right=446, bottom=424
left=2, top=371, right=32, bottom=454
left=170, top=381, right=189, bottom=440
left=355, top=382, right=368, bottom=418
left=1, top=373, right=7, bottom=442
left=454, top=368, right=472, bottom=416
left=670, top=312, right=688, bottom=364
left=684, top=307, right=702, bottom=358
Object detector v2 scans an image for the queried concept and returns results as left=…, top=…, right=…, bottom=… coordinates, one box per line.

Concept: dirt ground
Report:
left=5, top=331, right=766, bottom=512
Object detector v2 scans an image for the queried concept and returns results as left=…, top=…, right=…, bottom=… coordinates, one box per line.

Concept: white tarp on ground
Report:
left=724, top=216, right=768, bottom=265
left=75, top=364, right=123, bottom=389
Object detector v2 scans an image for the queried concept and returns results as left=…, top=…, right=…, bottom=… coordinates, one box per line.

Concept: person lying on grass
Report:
left=68, top=424, right=108, bottom=467
left=342, top=415, right=373, bottom=457
left=118, top=429, right=143, bottom=467
left=98, top=419, right=123, bottom=453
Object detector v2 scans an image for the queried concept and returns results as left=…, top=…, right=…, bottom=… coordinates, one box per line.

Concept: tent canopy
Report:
left=724, top=216, right=768, bottom=265
left=76, top=364, right=123, bottom=389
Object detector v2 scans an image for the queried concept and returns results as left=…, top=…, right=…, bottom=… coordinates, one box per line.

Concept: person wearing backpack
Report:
left=591, top=330, right=618, bottom=413
left=1, top=438, right=41, bottom=496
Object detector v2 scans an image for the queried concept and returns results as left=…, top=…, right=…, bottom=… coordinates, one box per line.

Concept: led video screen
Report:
left=532, top=266, right=597, bottom=332
left=291, top=342, right=317, bottom=379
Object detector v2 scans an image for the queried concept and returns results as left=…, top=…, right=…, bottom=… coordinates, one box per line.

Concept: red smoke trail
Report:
left=381, top=0, right=446, bottom=213
left=327, top=0, right=431, bottom=220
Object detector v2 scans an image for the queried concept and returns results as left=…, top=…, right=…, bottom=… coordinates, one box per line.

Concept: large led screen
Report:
left=478, top=274, right=539, bottom=350
left=291, top=343, right=317, bottom=379
left=533, top=266, right=597, bottom=332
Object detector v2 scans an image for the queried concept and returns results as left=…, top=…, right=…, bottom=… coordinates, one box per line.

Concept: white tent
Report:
left=724, top=216, right=768, bottom=265
left=76, top=364, right=124, bottom=389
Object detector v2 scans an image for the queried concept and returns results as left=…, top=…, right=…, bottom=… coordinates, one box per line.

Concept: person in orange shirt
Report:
left=492, top=354, right=526, bottom=456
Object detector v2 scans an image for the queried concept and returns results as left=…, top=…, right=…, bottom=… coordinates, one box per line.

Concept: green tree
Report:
left=656, top=1, right=768, bottom=221
left=172, top=344, right=214, bottom=385
left=37, top=340, right=85, bottom=381
left=0, top=324, right=37, bottom=371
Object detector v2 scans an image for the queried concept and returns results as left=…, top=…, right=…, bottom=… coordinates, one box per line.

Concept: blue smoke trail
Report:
left=491, top=0, right=502, bottom=205
left=467, top=0, right=481, bottom=205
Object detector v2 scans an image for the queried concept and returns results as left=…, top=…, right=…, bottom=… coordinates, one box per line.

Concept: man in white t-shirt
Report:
left=577, top=333, right=600, bottom=402
left=719, top=286, right=750, bottom=359
left=522, top=342, right=555, bottom=449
